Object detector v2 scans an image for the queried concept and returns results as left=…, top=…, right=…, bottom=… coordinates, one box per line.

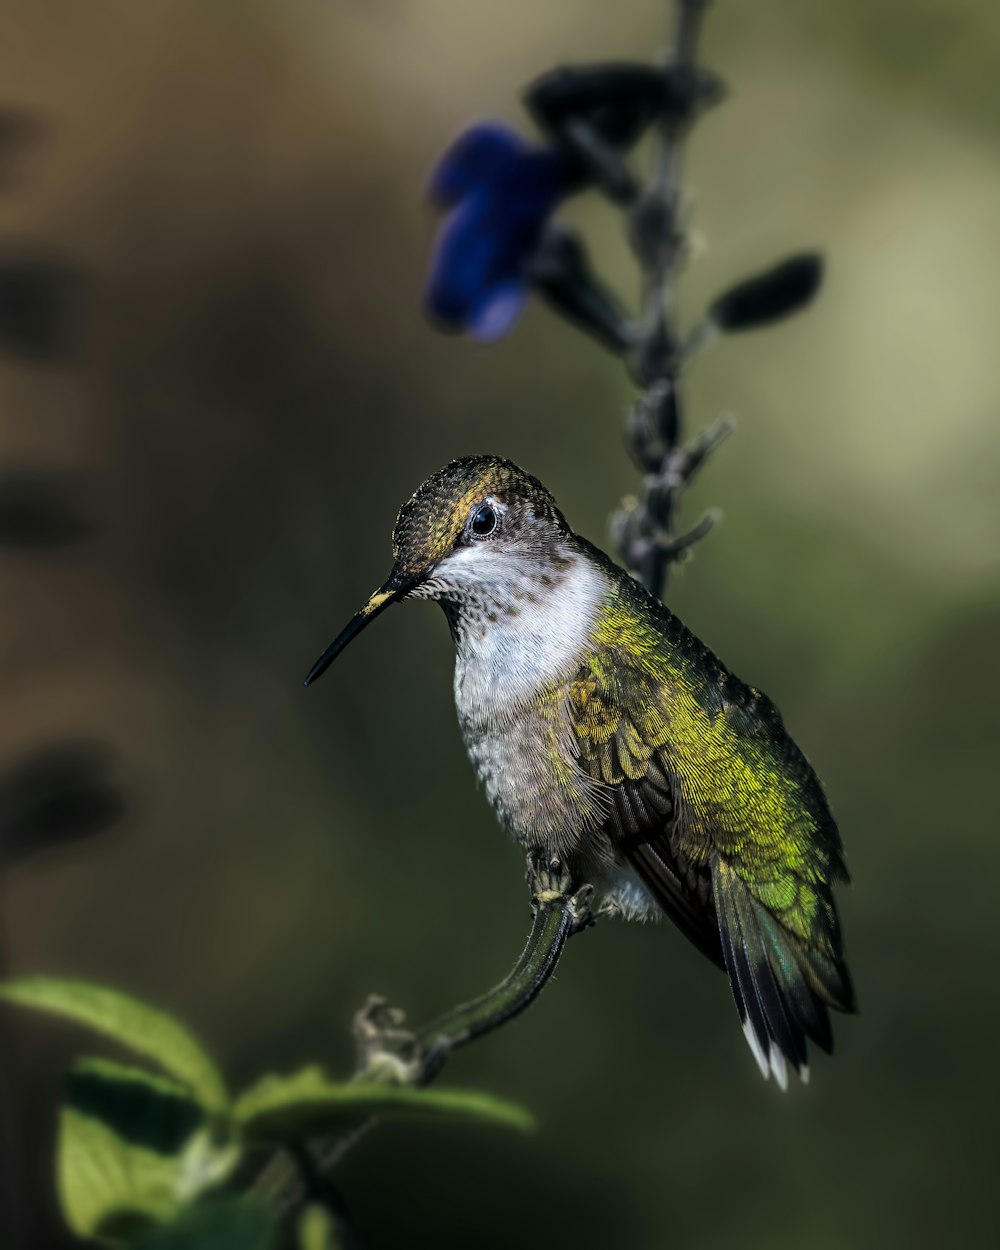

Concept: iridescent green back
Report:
left=569, top=543, right=855, bottom=1077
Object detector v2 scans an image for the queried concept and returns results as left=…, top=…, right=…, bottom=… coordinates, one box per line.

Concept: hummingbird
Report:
left=306, top=455, right=855, bottom=1087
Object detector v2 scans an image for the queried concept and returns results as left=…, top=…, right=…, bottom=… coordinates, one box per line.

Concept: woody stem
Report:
left=626, top=0, right=713, bottom=599
left=415, top=862, right=587, bottom=1080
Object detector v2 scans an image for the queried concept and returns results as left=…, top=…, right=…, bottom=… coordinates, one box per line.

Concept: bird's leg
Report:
left=526, top=850, right=596, bottom=936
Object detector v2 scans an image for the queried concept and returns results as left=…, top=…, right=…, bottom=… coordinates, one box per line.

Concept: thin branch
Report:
left=621, top=0, right=718, bottom=600
left=416, top=862, right=591, bottom=1080
left=347, top=854, right=591, bottom=1089
left=635, top=0, right=708, bottom=383
left=254, top=855, right=592, bottom=1211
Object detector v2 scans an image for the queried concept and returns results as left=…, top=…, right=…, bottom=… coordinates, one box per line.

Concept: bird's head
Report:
left=305, top=455, right=572, bottom=685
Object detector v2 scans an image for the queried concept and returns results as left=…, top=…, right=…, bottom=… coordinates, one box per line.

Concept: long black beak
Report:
left=304, top=570, right=421, bottom=687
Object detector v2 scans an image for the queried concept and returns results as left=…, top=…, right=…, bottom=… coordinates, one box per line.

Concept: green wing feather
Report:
left=570, top=562, right=856, bottom=1083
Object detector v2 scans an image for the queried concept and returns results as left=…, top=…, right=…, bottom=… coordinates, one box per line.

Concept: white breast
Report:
left=407, top=539, right=613, bottom=846
left=444, top=547, right=611, bottom=846
left=444, top=546, right=610, bottom=719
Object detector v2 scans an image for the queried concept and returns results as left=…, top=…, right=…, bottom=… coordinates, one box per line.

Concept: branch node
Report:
left=352, top=995, right=422, bottom=1086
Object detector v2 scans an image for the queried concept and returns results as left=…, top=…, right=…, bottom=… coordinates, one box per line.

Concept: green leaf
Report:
left=297, top=1204, right=342, bottom=1250
left=64, top=1058, right=205, bottom=1157
left=170, top=1127, right=241, bottom=1207
left=0, top=977, right=228, bottom=1112
left=132, top=1198, right=278, bottom=1250
left=58, top=1102, right=187, bottom=1243
left=234, top=1067, right=535, bottom=1142
left=57, top=1058, right=241, bottom=1245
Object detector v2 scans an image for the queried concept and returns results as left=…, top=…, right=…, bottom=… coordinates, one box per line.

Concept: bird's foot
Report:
left=526, top=852, right=596, bottom=935
left=526, top=849, right=572, bottom=901
left=567, top=882, right=596, bottom=934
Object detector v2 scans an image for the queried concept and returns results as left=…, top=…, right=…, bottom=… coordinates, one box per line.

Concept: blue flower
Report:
left=424, top=121, right=581, bottom=342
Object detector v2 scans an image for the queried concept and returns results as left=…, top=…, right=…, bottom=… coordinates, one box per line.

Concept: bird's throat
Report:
left=445, top=549, right=611, bottom=719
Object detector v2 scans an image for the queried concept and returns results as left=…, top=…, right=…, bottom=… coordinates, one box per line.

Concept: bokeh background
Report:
left=1, top=1, right=998, bottom=1246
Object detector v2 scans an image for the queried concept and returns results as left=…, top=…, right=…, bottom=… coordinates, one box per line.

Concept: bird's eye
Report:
left=469, top=502, right=499, bottom=539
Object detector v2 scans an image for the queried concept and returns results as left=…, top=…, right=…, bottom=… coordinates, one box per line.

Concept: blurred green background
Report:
left=0, top=1, right=998, bottom=1246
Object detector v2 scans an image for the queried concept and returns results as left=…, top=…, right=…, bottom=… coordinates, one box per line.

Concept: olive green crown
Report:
left=391, top=455, right=564, bottom=573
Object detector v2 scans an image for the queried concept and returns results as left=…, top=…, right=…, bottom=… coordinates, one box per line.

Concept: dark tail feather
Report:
left=712, top=856, right=851, bottom=1087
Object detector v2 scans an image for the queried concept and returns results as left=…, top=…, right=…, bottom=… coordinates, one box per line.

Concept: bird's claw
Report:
left=526, top=852, right=596, bottom=934
left=568, top=882, right=596, bottom=934
left=526, top=851, right=573, bottom=902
